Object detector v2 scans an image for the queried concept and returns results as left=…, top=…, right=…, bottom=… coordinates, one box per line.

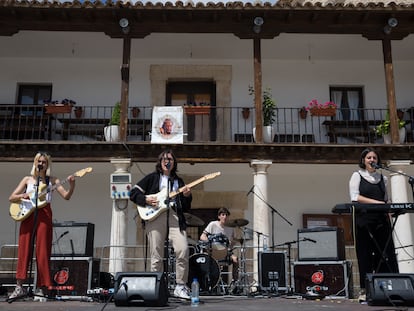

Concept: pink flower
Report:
left=306, top=99, right=337, bottom=111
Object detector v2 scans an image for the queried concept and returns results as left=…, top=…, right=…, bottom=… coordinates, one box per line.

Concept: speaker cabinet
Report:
left=52, top=222, right=94, bottom=257
left=48, top=257, right=100, bottom=296
left=298, top=227, right=345, bottom=261
left=366, top=273, right=414, bottom=306
left=114, top=272, right=168, bottom=307
left=258, top=251, right=287, bottom=292
left=293, top=260, right=352, bottom=298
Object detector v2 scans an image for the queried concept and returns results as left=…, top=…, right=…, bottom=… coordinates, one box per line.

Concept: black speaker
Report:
left=298, top=227, right=345, bottom=261
left=114, top=272, right=168, bottom=307
left=258, top=251, right=287, bottom=292
left=52, top=222, right=94, bottom=257
left=366, top=273, right=414, bottom=306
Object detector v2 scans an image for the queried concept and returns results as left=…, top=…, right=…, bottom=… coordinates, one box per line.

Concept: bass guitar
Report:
left=9, top=167, right=93, bottom=222
left=137, top=171, right=221, bottom=221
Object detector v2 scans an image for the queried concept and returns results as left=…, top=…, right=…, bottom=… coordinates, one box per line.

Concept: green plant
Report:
left=375, top=111, right=405, bottom=136
left=249, top=86, right=276, bottom=126
left=109, top=102, right=121, bottom=125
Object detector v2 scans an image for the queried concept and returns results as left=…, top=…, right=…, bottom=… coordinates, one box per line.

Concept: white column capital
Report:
left=387, top=160, right=412, bottom=168
left=111, top=158, right=131, bottom=173
left=250, top=160, right=272, bottom=174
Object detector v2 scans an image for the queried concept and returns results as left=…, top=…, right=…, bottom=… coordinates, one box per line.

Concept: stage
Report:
left=1, top=293, right=411, bottom=311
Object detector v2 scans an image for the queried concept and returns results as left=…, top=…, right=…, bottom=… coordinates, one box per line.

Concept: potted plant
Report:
left=375, top=111, right=406, bottom=144
left=249, top=86, right=276, bottom=143
left=299, top=107, right=307, bottom=119
left=104, top=102, right=121, bottom=142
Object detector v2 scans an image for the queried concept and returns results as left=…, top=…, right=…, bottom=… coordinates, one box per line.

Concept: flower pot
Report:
left=310, top=107, right=336, bottom=117
left=383, top=128, right=406, bottom=144
left=131, top=107, right=140, bottom=118
left=74, top=107, right=83, bottom=119
left=299, top=109, right=307, bottom=119
left=104, top=125, right=120, bottom=142
left=253, top=126, right=274, bottom=143
left=242, top=108, right=250, bottom=120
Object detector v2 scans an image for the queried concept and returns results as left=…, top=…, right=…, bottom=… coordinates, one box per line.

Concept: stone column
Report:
left=108, top=158, right=131, bottom=275
left=388, top=160, right=414, bottom=273
left=250, top=160, right=272, bottom=288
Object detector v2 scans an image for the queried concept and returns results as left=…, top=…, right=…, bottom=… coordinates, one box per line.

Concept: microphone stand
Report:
left=163, top=176, right=172, bottom=291
left=272, top=238, right=309, bottom=295
left=250, top=189, right=292, bottom=249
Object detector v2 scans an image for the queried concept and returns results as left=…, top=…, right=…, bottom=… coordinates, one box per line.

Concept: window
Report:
left=17, top=84, right=52, bottom=105
left=17, top=84, right=52, bottom=116
left=330, top=86, right=364, bottom=121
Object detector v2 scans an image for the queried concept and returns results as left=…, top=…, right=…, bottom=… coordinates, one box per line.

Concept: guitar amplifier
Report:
left=37, top=257, right=100, bottom=296
left=298, top=227, right=345, bottom=261
left=52, top=222, right=94, bottom=257
left=293, top=260, right=352, bottom=298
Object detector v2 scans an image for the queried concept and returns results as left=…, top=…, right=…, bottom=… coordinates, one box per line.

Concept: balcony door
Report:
left=330, top=86, right=364, bottom=121
left=166, top=81, right=216, bottom=141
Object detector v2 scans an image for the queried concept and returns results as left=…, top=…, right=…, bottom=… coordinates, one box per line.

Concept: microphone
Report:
left=304, top=237, right=317, bottom=243
left=370, top=162, right=382, bottom=169
left=166, top=161, right=171, bottom=170
left=246, top=185, right=255, bottom=196
left=37, top=164, right=43, bottom=171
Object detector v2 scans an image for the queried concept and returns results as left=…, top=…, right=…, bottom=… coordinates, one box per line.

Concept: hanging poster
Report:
left=151, top=106, right=183, bottom=144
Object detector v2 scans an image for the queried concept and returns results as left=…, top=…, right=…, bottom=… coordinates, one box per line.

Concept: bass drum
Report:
left=188, top=253, right=220, bottom=292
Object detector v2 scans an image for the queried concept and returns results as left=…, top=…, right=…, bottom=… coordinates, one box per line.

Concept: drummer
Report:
left=199, top=207, right=239, bottom=282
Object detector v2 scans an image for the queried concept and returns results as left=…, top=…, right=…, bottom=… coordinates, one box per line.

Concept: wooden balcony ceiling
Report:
left=0, top=1, right=413, bottom=40
left=0, top=141, right=413, bottom=164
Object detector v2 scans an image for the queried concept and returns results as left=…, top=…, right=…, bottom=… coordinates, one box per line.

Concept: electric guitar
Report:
left=137, top=172, right=221, bottom=221
left=9, top=167, right=93, bottom=222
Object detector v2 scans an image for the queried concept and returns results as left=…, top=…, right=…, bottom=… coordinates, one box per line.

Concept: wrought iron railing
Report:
left=0, top=105, right=411, bottom=144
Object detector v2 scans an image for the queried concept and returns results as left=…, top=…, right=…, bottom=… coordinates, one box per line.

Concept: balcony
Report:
left=0, top=105, right=412, bottom=163
left=0, top=105, right=410, bottom=143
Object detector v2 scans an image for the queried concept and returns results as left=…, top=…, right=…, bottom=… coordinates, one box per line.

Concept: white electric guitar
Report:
left=9, top=167, right=93, bottom=222
left=137, top=172, right=221, bottom=221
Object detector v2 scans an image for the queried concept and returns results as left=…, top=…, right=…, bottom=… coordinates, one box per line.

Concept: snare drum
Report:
left=188, top=253, right=220, bottom=292
left=209, top=233, right=230, bottom=262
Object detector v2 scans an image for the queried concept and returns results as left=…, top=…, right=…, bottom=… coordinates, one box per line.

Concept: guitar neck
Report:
left=169, top=176, right=209, bottom=198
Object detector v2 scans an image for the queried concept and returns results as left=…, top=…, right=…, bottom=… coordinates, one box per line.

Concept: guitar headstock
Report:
left=205, top=172, right=221, bottom=180
left=74, top=167, right=93, bottom=177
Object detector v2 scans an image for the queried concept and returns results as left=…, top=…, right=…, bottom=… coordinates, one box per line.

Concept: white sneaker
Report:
left=33, top=288, right=47, bottom=302
left=8, top=285, right=26, bottom=300
left=174, top=284, right=191, bottom=299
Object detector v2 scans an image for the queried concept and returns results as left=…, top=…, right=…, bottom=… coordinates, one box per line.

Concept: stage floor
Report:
left=2, top=294, right=413, bottom=311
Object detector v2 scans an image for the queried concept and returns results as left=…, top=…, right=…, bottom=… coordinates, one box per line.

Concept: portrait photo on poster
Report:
left=151, top=106, right=183, bottom=144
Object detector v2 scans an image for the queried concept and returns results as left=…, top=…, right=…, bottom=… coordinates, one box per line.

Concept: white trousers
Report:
left=146, top=211, right=189, bottom=285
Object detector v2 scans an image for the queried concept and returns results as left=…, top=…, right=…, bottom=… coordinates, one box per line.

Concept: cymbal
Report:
left=184, top=213, right=205, bottom=227
left=225, top=218, right=249, bottom=228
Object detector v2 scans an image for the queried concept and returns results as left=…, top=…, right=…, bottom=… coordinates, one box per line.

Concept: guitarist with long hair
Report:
left=130, top=149, right=193, bottom=300
left=8, top=152, right=76, bottom=301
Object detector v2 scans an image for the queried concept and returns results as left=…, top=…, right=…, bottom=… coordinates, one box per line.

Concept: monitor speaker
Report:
left=114, top=272, right=168, bottom=307
left=298, top=227, right=345, bottom=261
left=52, top=222, right=94, bottom=257
left=366, top=273, right=414, bottom=306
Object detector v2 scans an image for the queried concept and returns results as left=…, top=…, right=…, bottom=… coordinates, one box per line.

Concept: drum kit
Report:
left=181, top=215, right=252, bottom=295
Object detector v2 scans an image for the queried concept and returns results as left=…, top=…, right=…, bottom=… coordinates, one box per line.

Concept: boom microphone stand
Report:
left=248, top=186, right=292, bottom=248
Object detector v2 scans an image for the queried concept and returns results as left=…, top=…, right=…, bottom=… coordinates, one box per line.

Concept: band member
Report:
left=349, top=148, right=398, bottom=302
left=8, top=152, right=76, bottom=301
left=129, top=149, right=192, bottom=299
left=200, top=207, right=239, bottom=282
